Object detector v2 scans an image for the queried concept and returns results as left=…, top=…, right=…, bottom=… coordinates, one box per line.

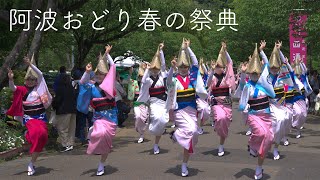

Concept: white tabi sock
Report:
left=98, top=162, right=104, bottom=171
left=273, top=148, right=279, bottom=156
left=218, top=145, right=224, bottom=152
left=28, top=162, right=34, bottom=171
left=181, top=163, right=188, bottom=172
left=256, top=166, right=262, bottom=174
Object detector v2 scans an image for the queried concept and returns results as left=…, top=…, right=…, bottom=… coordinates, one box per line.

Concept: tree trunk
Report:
left=0, top=0, right=44, bottom=90
left=26, top=0, right=58, bottom=66
left=75, top=40, right=93, bottom=69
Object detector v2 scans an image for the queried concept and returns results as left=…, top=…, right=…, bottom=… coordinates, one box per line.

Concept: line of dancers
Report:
left=6, top=39, right=312, bottom=180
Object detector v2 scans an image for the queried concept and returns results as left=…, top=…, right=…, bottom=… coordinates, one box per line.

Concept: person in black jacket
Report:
left=52, top=74, right=77, bottom=152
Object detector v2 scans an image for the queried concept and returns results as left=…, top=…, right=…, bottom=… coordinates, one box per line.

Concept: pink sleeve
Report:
left=225, top=60, right=236, bottom=91
left=99, top=64, right=116, bottom=99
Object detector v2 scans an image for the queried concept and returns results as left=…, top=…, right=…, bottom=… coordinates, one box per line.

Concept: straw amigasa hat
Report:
left=95, top=52, right=109, bottom=74
left=25, top=54, right=38, bottom=79
left=246, top=44, right=262, bottom=74
left=269, top=44, right=281, bottom=68
left=292, top=56, right=302, bottom=75
left=216, top=46, right=227, bottom=68
left=150, top=45, right=161, bottom=70
left=177, top=38, right=191, bottom=67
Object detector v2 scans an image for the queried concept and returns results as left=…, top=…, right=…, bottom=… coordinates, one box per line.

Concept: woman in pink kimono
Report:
left=207, top=42, right=236, bottom=157
left=127, top=63, right=149, bottom=143
left=7, top=55, right=52, bottom=176
left=239, top=41, right=276, bottom=180
left=166, top=38, right=207, bottom=177
left=78, top=45, right=117, bottom=176
left=285, top=56, right=312, bottom=139
left=262, top=42, right=294, bottom=160
left=197, top=58, right=211, bottom=134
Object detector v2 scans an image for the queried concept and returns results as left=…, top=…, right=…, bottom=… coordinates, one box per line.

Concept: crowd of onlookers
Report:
left=308, top=70, right=320, bottom=115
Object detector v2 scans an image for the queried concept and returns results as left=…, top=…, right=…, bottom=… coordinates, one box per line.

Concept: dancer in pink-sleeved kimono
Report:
left=207, top=42, right=236, bottom=157
left=239, top=41, right=276, bottom=180
left=166, top=38, right=207, bottom=177
left=197, top=58, right=211, bottom=134
left=78, top=45, right=117, bottom=176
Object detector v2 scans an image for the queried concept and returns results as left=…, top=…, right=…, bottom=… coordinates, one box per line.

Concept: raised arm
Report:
left=141, top=68, right=150, bottom=84
left=23, top=56, right=43, bottom=86
left=167, top=58, right=177, bottom=85
left=105, top=45, right=114, bottom=66
left=259, top=40, right=268, bottom=64
left=106, top=54, right=114, bottom=66
left=80, top=63, right=92, bottom=84
left=300, top=61, right=307, bottom=75
left=159, top=43, right=166, bottom=72
left=238, top=85, right=249, bottom=111
left=202, top=63, right=208, bottom=75
left=187, top=47, right=198, bottom=66
left=226, top=51, right=232, bottom=64
left=206, top=60, right=216, bottom=88
left=7, top=69, right=16, bottom=91
left=259, top=51, right=269, bottom=64
left=279, top=50, right=286, bottom=64
left=167, top=67, right=174, bottom=85
left=207, top=70, right=214, bottom=88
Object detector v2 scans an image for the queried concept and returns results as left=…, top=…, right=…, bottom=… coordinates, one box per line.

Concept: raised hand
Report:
left=159, top=42, right=164, bottom=50
left=241, top=63, right=247, bottom=72
left=146, top=62, right=151, bottom=69
left=141, top=62, right=147, bottom=69
left=86, top=62, right=92, bottom=72
left=105, top=44, right=112, bottom=54
left=284, top=57, right=289, bottom=64
left=275, top=40, right=282, bottom=49
left=7, top=68, right=14, bottom=80
left=259, top=40, right=266, bottom=51
left=171, top=57, right=177, bottom=68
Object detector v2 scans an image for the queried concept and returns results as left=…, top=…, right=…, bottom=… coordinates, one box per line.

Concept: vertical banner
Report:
left=289, top=13, right=308, bottom=65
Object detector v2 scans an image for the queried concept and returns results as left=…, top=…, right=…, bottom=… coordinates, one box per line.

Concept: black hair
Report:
left=60, top=66, right=66, bottom=73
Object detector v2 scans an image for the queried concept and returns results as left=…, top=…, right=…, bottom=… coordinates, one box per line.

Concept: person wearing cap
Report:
left=196, top=58, right=211, bottom=134
left=127, top=63, right=149, bottom=143
left=139, top=42, right=169, bottom=155
left=77, top=45, right=117, bottom=176
left=207, top=42, right=236, bottom=157
left=7, top=55, right=52, bottom=176
left=166, top=38, right=208, bottom=177
left=256, top=41, right=293, bottom=161
left=238, top=41, right=276, bottom=180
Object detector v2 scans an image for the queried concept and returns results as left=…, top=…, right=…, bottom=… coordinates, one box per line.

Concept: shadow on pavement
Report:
left=165, top=165, right=203, bottom=177
left=299, top=145, right=320, bottom=149
left=13, top=166, right=54, bottom=176
left=266, top=152, right=286, bottom=160
left=306, top=116, right=320, bottom=125
left=234, top=168, right=271, bottom=179
left=138, top=148, right=169, bottom=155
left=202, top=149, right=231, bottom=157
left=81, top=165, right=118, bottom=177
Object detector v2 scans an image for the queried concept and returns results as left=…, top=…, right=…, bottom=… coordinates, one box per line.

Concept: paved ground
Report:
left=1, top=102, right=320, bottom=180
